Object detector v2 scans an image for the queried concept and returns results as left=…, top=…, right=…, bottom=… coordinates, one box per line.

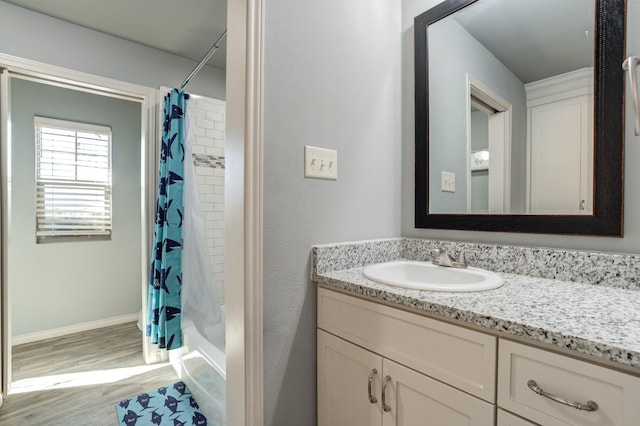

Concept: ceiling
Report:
left=6, top=0, right=593, bottom=83
left=3, top=0, right=228, bottom=69
left=453, top=0, right=593, bottom=83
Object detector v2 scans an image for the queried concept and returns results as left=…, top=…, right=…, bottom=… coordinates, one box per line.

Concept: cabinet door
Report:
left=381, top=358, right=495, bottom=426
left=318, top=329, right=383, bottom=426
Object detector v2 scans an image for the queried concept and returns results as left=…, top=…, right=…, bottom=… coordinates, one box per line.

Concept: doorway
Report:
left=466, top=75, right=512, bottom=214
left=9, top=76, right=143, bottom=347
left=0, top=58, right=159, bottom=409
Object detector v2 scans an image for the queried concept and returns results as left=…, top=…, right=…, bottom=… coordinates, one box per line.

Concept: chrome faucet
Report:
left=431, top=248, right=477, bottom=269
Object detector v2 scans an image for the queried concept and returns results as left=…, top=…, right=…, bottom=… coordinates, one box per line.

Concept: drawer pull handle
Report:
left=527, top=380, right=599, bottom=412
left=382, top=375, right=392, bottom=412
left=367, top=369, right=378, bottom=404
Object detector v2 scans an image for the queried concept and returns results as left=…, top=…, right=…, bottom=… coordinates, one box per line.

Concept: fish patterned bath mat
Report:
left=116, top=381, right=209, bottom=425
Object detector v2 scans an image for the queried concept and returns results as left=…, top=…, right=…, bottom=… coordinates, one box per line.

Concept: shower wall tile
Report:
left=200, top=100, right=215, bottom=112
left=190, top=108, right=205, bottom=119
left=206, top=147, right=223, bottom=157
left=189, top=96, right=226, bottom=304
left=197, top=118, right=214, bottom=130
left=206, top=111, right=223, bottom=122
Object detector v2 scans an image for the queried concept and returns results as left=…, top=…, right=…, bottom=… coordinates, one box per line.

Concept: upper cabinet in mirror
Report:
left=415, top=0, right=625, bottom=235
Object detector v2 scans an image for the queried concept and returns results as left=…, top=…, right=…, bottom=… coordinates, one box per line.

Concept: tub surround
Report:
left=311, top=238, right=640, bottom=372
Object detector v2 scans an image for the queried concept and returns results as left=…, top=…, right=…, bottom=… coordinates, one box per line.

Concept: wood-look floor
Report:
left=0, top=322, right=179, bottom=426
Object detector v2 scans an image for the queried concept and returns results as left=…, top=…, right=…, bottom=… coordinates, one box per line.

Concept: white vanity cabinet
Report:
left=317, top=288, right=496, bottom=426
left=317, top=287, right=640, bottom=426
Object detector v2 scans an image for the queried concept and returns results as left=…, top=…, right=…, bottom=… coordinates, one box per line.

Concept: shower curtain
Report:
left=181, top=97, right=222, bottom=346
left=146, top=89, right=188, bottom=350
left=147, top=88, right=223, bottom=351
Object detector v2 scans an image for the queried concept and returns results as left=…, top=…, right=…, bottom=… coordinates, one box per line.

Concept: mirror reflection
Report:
left=427, top=0, right=595, bottom=215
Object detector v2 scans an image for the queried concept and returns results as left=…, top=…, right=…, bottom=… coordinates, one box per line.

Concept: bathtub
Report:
left=170, top=313, right=226, bottom=425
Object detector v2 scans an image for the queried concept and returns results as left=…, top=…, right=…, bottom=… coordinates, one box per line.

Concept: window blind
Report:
left=35, top=117, right=112, bottom=240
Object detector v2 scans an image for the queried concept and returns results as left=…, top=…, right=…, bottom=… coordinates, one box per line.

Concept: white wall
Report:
left=0, top=1, right=225, bottom=99
left=402, top=1, right=640, bottom=253
left=263, top=0, right=402, bottom=424
left=10, top=78, right=142, bottom=337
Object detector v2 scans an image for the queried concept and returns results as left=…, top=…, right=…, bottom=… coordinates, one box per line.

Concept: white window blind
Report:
left=35, top=117, right=112, bottom=241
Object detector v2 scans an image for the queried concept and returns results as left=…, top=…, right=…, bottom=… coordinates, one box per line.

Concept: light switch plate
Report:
left=304, top=145, right=337, bottom=180
left=441, top=171, right=455, bottom=192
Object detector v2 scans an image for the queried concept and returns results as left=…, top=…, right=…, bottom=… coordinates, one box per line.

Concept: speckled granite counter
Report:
left=311, top=239, right=640, bottom=373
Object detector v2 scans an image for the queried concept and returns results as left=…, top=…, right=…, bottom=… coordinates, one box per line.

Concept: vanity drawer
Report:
left=498, top=339, right=640, bottom=426
left=317, top=287, right=496, bottom=402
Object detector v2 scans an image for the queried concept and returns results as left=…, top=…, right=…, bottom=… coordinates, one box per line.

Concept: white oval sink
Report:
left=362, top=260, right=503, bottom=292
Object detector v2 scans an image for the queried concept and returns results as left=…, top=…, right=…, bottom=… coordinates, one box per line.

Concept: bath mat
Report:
left=116, top=381, right=209, bottom=425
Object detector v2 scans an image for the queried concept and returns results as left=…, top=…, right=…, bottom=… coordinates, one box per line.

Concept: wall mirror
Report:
left=414, top=0, right=625, bottom=235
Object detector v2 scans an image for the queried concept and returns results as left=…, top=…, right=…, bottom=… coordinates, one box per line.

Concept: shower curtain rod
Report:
left=180, top=29, right=228, bottom=90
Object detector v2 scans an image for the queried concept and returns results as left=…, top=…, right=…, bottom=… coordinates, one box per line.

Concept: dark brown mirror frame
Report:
left=414, top=0, right=625, bottom=236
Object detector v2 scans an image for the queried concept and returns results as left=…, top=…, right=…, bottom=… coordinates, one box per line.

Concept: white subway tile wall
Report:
left=189, top=96, right=226, bottom=304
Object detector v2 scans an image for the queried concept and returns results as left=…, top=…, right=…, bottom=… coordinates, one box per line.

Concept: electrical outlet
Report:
left=441, top=171, right=455, bottom=192
left=304, top=145, right=337, bottom=180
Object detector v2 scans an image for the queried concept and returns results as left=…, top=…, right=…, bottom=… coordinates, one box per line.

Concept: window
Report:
left=35, top=117, right=112, bottom=242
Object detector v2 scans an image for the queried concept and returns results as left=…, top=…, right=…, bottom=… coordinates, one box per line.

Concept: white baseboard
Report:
left=12, top=313, right=139, bottom=346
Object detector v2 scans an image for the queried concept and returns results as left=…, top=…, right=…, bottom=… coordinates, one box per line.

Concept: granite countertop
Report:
left=315, top=264, right=640, bottom=372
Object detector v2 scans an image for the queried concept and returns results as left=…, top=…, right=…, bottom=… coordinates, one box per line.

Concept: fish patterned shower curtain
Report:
left=146, top=89, right=189, bottom=350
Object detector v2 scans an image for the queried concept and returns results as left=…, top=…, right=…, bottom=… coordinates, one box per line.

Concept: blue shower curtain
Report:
left=146, top=89, right=189, bottom=350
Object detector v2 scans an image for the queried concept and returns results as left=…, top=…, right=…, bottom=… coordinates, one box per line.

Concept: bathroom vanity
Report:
left=334, top=0, right=640, bottom=423
left=313, top=239, right=640, bottom=426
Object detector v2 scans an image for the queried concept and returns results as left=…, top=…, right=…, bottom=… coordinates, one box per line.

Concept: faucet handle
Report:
left=456, top=248, right=478, bottom=266
left=431, top=248, right=441, bottom=263
left=432, top=248, right=454, bottom=267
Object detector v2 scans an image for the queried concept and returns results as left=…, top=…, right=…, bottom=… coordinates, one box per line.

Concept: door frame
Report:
left=225, top=0, right=264, bottom=424
left=465, top=74, right=512, bottom=213
left=0, top=52, right=158, bottom=404
left=0, top=68, right=8, bottom=407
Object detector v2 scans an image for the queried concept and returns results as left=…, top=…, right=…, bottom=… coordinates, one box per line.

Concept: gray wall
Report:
left=403, top=1, right=640, bottom=254
left=471, top=110, right=489, bottom=151
left=0, top=1, right=225, bottom=99
left=471, top=110, right=489, bottom=212
left=10, top=78, right=142, bottom=336
left=428, top=17, right=526, bottom=213
left=263, top=0, right=402, bottom=424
